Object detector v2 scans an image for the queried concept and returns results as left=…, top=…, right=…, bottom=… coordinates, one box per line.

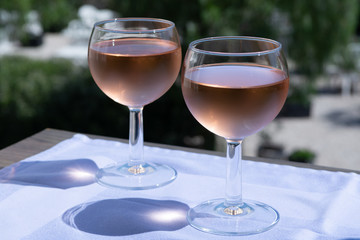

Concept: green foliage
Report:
left=2, top=0, right=359, bottom=75
left=31, top=0, right=80, bottom=32
left=1, top=0, right=359, bottom=148
left=0, top=56, right=73, bottom=119
left=107, top=0, right=359, bottom=79
left=146, top=81, right=214, bottom=150
left=286, top=82, right=313, bottom=106
left=0, top=0, right=31, bottom=40
left=106, top=0, right=203, bottom=52
left=199, top=0, right=276, bottom=38
left=0, top=0, right=31, bottom=18
left=106, top=0, right=278, bottom=50
left=0, top=56, right=124, bottom=147
left=279, top=0, right=359, bottom=77
left=0, top=56, right=105, bottom=147
left=288, top=149, right=316, bottom=163
left=0, top=0, right=80, bottom=33
left=0, top=56, right=213, bottom=149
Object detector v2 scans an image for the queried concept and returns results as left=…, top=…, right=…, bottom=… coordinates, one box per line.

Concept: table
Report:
left=1, top=128, right=356, bottom=173
left=0, top=128, right=359, bottom=240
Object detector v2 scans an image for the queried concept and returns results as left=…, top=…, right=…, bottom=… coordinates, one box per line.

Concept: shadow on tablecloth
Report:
left=62, top=198, right=189, bottom=236
left=0, top=159, right=98, bottom=189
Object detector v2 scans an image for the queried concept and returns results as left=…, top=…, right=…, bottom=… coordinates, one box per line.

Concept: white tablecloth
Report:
left=0, top=134, right=359, bottom=240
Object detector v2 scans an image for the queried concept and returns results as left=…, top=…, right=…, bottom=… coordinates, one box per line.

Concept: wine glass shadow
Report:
left=62, top=198, right=190, bottom=236
left=0, top=159, right=98, bottom=189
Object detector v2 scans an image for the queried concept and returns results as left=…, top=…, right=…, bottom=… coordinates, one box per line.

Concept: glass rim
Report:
left=93, top=18, right=175, bottom=34
left=188, top=36, right=282, bottom=57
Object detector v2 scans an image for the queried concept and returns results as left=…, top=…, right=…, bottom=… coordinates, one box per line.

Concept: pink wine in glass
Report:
left=89, top=38, right=181, bottom=108
left=88, top=18, right=181, bottom=190
left=182, top=63, right=289, bottom=140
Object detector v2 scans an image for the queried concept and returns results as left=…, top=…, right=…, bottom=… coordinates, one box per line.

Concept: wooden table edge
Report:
left=0, top=128, right=358, bottom=174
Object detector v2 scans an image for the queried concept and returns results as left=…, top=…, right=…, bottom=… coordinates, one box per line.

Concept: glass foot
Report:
left=96, top=162, right=177, bottom=190
left=187, top=198, right=279, bottom=236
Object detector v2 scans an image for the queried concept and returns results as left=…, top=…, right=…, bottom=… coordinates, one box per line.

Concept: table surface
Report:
left=1, top=128, right=359, bottom=240
left=0, top=128, right=358, bottom=174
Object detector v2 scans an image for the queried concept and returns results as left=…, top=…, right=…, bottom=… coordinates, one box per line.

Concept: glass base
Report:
left=187, top=198, right=279, bottom=236
left=96, top=162, right=177, bottom=190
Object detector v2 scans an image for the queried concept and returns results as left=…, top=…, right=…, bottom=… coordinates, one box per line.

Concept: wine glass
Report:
left=88, top=18, right=181, bottom=189
left=181, top=36, right=289, bottom=235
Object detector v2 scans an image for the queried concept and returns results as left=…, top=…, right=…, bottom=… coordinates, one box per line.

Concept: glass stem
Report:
left=225, top=139, right=244, bottom=208
left=129, top=107, right=144, bottom=168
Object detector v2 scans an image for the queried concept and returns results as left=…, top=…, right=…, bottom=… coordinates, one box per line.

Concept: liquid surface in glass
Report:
left=89, top=38, right=181, bottom=107
left=182, top=63, right=289, bottom=140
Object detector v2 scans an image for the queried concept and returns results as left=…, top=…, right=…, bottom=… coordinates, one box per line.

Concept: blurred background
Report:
left=0, top=0, right=359, bottom=170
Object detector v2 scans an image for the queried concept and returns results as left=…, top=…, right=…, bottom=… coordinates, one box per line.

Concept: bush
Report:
left=31, top=0, right=80, bottom=32
left=0, top=56, right=214, bottom=150
left=288, top=149, right=316, bottom=163
left=0, top=56, right=105, bottom=147
left=0, top=0, right=80, bottom=37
